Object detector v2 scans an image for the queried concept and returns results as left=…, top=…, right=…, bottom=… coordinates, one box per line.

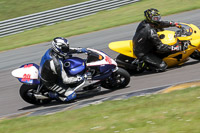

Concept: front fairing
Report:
left=87, top=48, right=117, bottom=68
left=178, top=23, right=200, bottom=48
left=158, top=23, right=200, bottom=47
left=159, top=23, right=200, bottom=67
left=86, top=48, right=117, bottom=80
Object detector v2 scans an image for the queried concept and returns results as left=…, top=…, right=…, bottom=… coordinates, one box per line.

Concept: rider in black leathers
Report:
left=39, top=37, right=88, bottom=102
left=133, top=8, right=184, bottom=72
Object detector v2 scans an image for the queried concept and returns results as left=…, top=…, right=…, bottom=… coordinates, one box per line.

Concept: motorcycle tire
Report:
left=20, top=84, right=51, bottom=105
left=190, top=50, right=200, bottom=60
left=101, top=68, right=130, bottom=90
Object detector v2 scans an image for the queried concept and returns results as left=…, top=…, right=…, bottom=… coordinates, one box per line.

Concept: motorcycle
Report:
left=11, top=48, right=130, bottom=105
left=109, top=23, right=200, bottom=73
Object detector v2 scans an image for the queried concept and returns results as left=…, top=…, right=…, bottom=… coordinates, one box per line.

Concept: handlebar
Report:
left=175, top=23, right=193, bottom=37
left=175, top=27, right=190, bottom=37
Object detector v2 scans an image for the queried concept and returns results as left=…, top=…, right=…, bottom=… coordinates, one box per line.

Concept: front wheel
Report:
left=101, top=68, right=130, bottom=90
left=190, top=49, right=200, bottom=60
left=20, top=84, right=51, bottom=105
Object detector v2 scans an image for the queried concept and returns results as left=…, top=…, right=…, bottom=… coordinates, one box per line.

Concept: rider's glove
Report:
left=175, top=23, right=182, bottom=28
left=80, top=48, right=88, bottom=53
left=170, top=21, right=181, bottom=28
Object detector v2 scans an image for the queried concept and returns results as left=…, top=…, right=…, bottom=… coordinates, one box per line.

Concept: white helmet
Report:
left=52, top=37, right=69, bottom=57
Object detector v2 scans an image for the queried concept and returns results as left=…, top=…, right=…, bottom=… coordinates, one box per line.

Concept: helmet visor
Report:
left=152, top=15, right=161, bottom=22
left=61, top=44, right=69, bottom=53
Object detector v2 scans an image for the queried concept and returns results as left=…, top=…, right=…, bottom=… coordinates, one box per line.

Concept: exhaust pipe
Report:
left=34, top=94, right=49, bottom=100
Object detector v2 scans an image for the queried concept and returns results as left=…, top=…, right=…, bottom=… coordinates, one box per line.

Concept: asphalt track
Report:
left=0, top=9, right=200, bottom=118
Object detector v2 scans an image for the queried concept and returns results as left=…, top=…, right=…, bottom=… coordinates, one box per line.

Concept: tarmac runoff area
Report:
left=1, top=80, right=200, bottom=120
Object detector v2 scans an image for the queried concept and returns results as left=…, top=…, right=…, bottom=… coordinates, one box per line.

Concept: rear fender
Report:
left=11, top=63, right=40, bottom=85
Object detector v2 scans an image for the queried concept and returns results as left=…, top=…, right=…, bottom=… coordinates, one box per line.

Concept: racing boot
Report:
left=59, top=88, right=77, bottom=102
left=146, top=61, right=167, bottom=72
left=48, top=89, right=76, bottom=102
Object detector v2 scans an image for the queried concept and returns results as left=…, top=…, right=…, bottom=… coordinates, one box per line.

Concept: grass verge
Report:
left=1, top=0, right=200, bottom=52
left=1, top=86, right=200, bottom=133
left=0, top=0, right=88, bottom=21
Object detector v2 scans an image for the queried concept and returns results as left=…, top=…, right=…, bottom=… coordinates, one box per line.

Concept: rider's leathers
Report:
left=39, top=48, right=85, bottom=101
left=133, top=20, right=176, bottom=71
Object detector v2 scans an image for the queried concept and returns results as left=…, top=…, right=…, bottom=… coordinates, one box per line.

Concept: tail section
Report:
left=11, top=63, right=40, bottom=84
left=108, top=40, right=137, bottom=58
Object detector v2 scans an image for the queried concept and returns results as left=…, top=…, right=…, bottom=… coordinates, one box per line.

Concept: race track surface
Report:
left=0, top=9, right=200, bottom=117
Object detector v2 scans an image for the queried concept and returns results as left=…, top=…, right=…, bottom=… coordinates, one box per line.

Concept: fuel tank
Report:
left=63, top=57, right=86, bottom=76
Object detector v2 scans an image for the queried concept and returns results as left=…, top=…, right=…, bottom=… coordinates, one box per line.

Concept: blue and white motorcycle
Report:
left=12, top=48, right=130, bottom=105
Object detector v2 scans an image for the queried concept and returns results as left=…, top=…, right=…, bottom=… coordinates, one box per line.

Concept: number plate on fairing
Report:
left=11, top=63, right=40, bottom=84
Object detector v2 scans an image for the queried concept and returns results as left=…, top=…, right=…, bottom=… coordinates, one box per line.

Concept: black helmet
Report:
left=144, top=8, right=161, bottom=24
left=52, top=37, right=69, bottom=57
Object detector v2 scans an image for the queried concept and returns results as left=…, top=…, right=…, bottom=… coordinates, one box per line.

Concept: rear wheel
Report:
left=101, top=68, right=130, bottom=90
left=190, top=49, right=200, bottom=60
left=20, top=84, right=51, bottom=105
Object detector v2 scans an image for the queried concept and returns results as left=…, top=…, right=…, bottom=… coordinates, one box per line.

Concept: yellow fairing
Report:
left=109, top=40, right=137, bottom=58
left=189, top=24, right=200, bottom=50
left=157, top=31, right=177, bottom=45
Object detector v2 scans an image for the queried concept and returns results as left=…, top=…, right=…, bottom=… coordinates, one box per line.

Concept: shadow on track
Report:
left=18, top=87, right=129, bottom=111
left=129, top=60, right=200, bottom=77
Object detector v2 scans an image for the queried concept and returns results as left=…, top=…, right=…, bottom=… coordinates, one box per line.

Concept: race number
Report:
left=105, top=56, right=112, bottom=64
left=21, top=64, right=33, bottom=81
left=22, top=74, right=31, bottom=81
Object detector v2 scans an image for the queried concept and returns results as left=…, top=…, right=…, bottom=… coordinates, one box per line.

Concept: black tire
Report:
left=190, top=50, right=200, bottom=60
left=116, top=54, right=144, bottom=74
left=101, top=68, right=130, bottom=90
left=20, top=84, right=51, bottom=105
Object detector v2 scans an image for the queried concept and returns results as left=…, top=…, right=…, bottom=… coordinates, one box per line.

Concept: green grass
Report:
left=1, top=86, right=200, bottom=133
left=1, top=0, right=200, bottom=52
left=0, top=0, right=89, bottom=21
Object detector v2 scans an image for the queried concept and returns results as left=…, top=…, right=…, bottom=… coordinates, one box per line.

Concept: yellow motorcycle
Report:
left=109, top=23, right=200, bottom=73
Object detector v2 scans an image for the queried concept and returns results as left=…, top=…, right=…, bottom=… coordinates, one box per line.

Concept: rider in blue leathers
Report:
left=39, top=37, right=88, bottom=102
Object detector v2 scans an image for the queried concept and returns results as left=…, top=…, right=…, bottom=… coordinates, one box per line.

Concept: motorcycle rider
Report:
left=39, top=37, right=88, bottom=102
left=133, top=8, right=186, bottom=72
